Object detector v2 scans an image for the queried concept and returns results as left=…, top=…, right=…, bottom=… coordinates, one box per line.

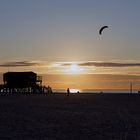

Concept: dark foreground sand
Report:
left=0, top=93, right=140, bottom=140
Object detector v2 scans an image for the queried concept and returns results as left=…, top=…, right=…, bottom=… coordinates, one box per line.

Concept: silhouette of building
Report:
left=1, top=71, right=43, bottom=94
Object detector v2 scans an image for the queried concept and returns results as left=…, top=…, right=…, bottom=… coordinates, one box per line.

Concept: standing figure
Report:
left=48, top=85, right=53, bottom=94
left=67, top=88, right=70, bottom=96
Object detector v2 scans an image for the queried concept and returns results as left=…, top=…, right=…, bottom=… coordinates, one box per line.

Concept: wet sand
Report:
left=0, top=93, right=140, bottom=140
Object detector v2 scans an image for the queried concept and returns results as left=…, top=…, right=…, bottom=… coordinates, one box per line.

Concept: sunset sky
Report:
left=0, top=0, right=140, bottom=89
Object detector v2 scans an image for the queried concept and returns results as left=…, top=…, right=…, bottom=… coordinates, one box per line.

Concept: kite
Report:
left=99, top=26, right=108, bottom=35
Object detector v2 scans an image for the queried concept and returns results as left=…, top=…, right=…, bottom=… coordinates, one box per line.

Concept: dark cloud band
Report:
left=0, top=61, right=39, bottom=67
left=79, top=62, right=140, bottom=67
left=62, top=62, right=140, bottom=67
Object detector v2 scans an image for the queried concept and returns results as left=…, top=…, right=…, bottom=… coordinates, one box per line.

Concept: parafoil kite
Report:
left=99, top=26, right=108, bottom=35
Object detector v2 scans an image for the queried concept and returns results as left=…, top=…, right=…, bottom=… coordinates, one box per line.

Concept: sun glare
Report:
left=70, top=89, right=81, bottom=93
left=61, top=62, right=87, bottom=74
left=70, top=64, right=78, bottom=73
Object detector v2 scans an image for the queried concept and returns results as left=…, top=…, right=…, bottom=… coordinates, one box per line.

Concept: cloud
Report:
left=78, top=62, right=140, bottom=67
left=0, top=61, right=40, bottom=67
left=61, top=61, right=140, bottom=67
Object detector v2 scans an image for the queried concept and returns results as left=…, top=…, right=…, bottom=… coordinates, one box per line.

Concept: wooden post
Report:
left=130, top=82, right=132, bottom=94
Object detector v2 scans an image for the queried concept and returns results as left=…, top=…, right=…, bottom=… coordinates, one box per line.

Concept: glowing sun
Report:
left=61, top=62, right=86, bottom=74
left=70, top=64, right=78, bottom=73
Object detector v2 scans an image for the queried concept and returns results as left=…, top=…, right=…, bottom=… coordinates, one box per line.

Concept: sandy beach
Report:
left=0, top=93, right=140, bottom=140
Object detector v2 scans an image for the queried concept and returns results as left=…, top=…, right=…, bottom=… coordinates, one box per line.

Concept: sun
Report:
left=70, top=64, right=78, bottom=73
left=61, top=62, right=86, bottom=74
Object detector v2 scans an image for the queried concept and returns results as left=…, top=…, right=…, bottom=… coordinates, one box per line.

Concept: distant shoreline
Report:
left=53, top=89, right=140, bottom=94
left=0, top=92, right=139, bottom=95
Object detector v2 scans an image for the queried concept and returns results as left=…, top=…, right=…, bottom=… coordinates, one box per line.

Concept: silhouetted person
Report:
left=48, top=86, right=53, bottom=94
left=67, top=88, right=70, bottom=96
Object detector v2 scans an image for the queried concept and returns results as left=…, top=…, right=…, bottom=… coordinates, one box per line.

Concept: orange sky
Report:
left=0, top=61, right=140, bottom=90
left=42, top=74, right=140, bottom=90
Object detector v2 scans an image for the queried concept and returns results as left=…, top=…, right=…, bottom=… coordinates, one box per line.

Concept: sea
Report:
left=53, top=89, right=140, bottom=94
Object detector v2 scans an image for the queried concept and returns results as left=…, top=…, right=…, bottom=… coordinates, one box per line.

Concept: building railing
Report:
left=37, top=76, right=42, bottom=82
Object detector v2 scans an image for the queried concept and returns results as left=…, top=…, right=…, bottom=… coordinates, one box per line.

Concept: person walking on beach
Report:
left=67, top=88, right=70, bottom=96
